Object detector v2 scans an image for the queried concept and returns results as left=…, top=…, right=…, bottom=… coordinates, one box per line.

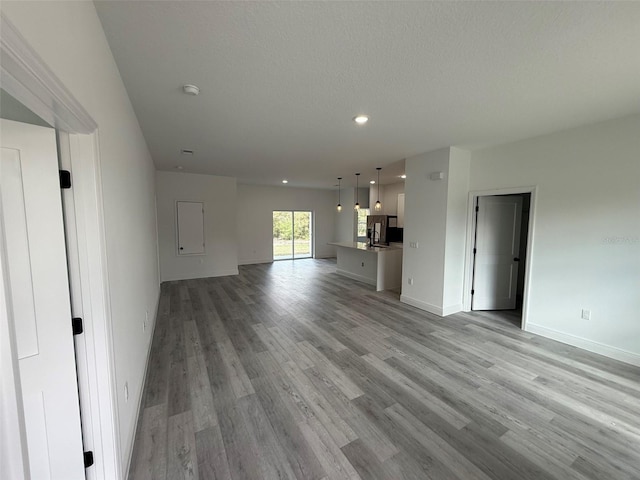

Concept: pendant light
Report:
left=336, top=177, right=343, bottom=212
left=354, top=173, right=360, bottom=210
left=374, top=167, right=382, bottom=211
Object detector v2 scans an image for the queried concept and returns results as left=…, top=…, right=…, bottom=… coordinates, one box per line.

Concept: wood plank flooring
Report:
left=128, top=259, right=640, bottom=480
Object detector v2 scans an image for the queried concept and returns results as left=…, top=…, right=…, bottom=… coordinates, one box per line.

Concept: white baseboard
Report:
left=239, top=256, right=336, bottom=265
left=336, top=269, right=376, bottom=287
left=526, top=323, right=640, bottom=367
left=124, top=287, right=160, bottom=477
left=400, top=295, right=443, bottom=316
left=161, top=268, right=239, bottom=282
left=238, top=258, right=273, bottom=266
left=442, top=303, right=463, bottom=316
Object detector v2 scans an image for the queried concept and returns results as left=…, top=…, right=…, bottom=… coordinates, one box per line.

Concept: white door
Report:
left=0, top=119, right=85, bottom=479
left=472, top=195, right=523, bottom=310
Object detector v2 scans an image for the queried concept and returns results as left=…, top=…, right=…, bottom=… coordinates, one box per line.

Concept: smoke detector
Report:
left=183, top=84, right=200, bottom=96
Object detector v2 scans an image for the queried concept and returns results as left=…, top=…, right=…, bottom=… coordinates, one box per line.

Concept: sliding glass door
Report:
left=273, top=211, right=312, bottom=260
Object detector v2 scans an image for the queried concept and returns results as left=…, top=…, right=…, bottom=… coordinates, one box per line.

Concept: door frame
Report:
left=462, top=186, right=537, bottom=331
left=1, top=13, right=121, bottom=480
left=272, top=209, right=314, bottom=261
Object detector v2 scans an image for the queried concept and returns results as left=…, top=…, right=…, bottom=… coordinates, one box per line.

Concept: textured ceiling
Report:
left=95, top=1, right=640, bottom=188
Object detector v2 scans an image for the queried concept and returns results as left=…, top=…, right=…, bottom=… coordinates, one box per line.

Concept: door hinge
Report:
left=83, top=451, right=94, bottom=468
left=59, top=170, right=72, bottom=189
left=471, top=289, right=475, bottom=295
left=473, top=248, right=477, bottom=254
left=72, top=317, right=83, bottom=335
left=475, top=205, right=479, bottom=212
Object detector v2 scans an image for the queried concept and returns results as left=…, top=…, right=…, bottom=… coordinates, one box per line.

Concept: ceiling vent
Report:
left=180, top=149, right=194, bottom=155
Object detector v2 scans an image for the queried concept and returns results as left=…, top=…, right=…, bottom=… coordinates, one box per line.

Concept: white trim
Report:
left=57, top=131, right=98, bottom=477
left=161, top=268, right=240, bottom=282
left=526, top=324, right=640, bottom=367
left=0, top=14, right=96, bottom=134
left=123, top=290, right=160, bottom=477
left=462, top=186, right=537, bottom=331
left=1, top=14, right=122, bottom=480
left=336, top=269, right=376, bottom=287
left=400, top=295, right=443, bottom=316
left=68, top=133, right=121, bottom=479
left=238, top=258, right=273, bottom=266
left=442, top=303, right=463, bottom=316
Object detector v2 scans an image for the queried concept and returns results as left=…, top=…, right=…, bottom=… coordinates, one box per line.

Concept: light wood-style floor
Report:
left=129, top=259, right=640, bottom=480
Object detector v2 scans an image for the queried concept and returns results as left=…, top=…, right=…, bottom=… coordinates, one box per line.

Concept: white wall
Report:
left=335, top=187, right=357, bottom=243
left=237, top=184, right=337, bottom=264
left=356, top=187, right=370, bottom=209
left=370, top=182, right=405, bottom=216
left=442, top=148, right=470, bottom=312
left=401, top=148, right=451, bottom=312
left=0, top=89, right=51, bottom=128
left=470, top=114, right=640, bottom=363
left=0, top=2, right=160, bottom=476
left=156, top=171, right=238, bottom=281
left=401, top=147, right=471, bottom=316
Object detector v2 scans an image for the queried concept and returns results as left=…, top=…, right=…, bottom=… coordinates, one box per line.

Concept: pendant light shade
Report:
left=337, top=177, right=342, bottom=212
left=374, top=167, right=382, bottom=211
left=354, top=173, right=360, bottom=210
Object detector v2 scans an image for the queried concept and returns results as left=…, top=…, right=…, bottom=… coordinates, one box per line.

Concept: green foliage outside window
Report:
left=272, top=211, right=310, bottom=240
left=357, top=209, right=370, bottom=238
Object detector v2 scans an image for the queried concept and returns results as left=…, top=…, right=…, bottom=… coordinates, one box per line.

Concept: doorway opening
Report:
left=467, top=190, right=533, bottom=329
left=272, top=210, right=313, bottom=261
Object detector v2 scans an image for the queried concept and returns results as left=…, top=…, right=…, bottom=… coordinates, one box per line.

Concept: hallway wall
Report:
left=1, top=2, right=161, bottom=475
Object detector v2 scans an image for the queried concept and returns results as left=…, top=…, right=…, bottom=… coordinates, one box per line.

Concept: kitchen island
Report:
left=328, top=242, right=403, bottom=291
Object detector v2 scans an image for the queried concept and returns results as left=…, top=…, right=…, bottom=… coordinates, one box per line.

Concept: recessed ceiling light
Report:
left=181, top=149, right=194, bottom=155
left=353, top=115, right=369, bottom=125
left=183, top=84, right=200, bottom=96
left=369, top=180, right=375, bottom=184
left=175, top=166, right=184, bottom=170
left=400, top=174, right=407, bottom=179
left=282, top=179, right=288, bottom=184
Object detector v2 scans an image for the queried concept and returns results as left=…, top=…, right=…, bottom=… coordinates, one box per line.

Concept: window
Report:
left=357, top=208, right=370, bottom=242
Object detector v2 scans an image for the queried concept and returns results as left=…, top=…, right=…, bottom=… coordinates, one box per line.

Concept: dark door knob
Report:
left=514, top=257, right=520, bottom=262
left=180, top=247, right=184, bottom=250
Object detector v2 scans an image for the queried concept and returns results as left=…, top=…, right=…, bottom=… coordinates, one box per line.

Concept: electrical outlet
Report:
left=581, top=309, right=591, bottom=321
left=124, top=381, right=129, bottom=402
left=361, top=262, right=365, bottom=267
left=409, top=242, right=419, bottom=248
left=143, top=310, right=148, bottom=332
left=408, top=277, right=414, bottom=285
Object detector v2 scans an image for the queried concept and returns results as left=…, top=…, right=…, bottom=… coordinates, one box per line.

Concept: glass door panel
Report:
left=273, top=211, right=293, bottom=260
left=294, top=211, right=312, bottom=259
left=273, top=210, right=313, bottom=261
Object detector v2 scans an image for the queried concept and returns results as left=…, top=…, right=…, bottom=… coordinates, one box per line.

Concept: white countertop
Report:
left=328, top=241, right=403, bottom=253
